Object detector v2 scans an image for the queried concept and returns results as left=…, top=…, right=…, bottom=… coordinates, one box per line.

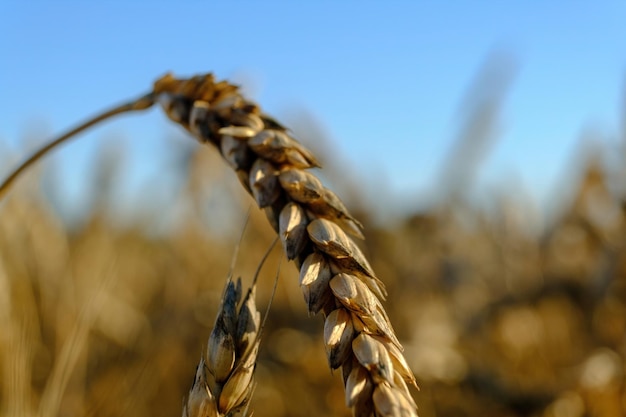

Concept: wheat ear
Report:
left=153, top=73, right=417, bottom=417
left=185, top=277, right=260, bottom=417
left=185, top=233, right=279, bottom=417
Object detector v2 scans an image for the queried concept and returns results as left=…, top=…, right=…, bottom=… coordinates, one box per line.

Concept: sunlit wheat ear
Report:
left=155, top=73, right=418, bottom=417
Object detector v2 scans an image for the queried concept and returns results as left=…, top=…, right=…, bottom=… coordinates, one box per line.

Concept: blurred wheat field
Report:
left=1, top=73, right=626, bottom=417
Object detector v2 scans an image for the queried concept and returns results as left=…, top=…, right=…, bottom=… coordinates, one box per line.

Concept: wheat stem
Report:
left=0, top=93, right=155, bottom=200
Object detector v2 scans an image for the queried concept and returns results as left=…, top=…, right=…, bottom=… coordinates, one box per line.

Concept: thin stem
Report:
left=0, top=92, right=156, bottom=201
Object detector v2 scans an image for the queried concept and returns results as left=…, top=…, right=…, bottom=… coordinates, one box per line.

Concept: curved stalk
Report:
left=0, top=92, right=156, bottom=200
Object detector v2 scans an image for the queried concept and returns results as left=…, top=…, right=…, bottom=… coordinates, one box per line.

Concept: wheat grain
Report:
left=153, top=73, right=418, bottom=417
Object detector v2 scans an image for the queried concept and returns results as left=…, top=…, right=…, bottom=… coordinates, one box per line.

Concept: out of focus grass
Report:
left=2, top=134, right=625, bottom=417
left=1, top=63, right=625, bottom=416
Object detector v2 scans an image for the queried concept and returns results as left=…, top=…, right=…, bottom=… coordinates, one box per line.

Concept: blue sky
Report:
left=2, top=2, right=626, bottom=218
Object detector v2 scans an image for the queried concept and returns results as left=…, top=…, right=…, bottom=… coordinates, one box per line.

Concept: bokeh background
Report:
left=1, top=2, right=626, bottom=416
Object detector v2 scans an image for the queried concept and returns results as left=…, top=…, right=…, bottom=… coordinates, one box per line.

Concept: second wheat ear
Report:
left=1, top=72, right=418, bottom=417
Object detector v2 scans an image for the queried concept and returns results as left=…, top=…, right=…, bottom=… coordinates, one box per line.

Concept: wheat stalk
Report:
left=0, top=72, right=418, bottom=417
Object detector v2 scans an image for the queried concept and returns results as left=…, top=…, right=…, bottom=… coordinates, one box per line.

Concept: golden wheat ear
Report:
left=184, top=277, right=258, bottom=417
left=155, top=73, right=418, bottom=417
left=0, top=92, right=155, bottom=200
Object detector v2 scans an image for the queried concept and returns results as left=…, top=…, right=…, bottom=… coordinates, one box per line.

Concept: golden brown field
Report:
left=1, top=73, right=625, bottom=417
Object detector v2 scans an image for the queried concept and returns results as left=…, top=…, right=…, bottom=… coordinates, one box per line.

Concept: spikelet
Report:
left=183, top=278, right=261, bottom=417
left=155, top=73, right=418, bottom=417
